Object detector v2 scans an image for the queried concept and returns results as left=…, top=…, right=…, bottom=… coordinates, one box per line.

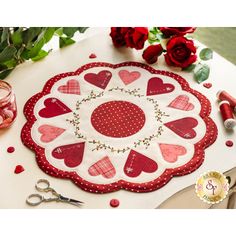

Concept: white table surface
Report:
left=0, top=28, right=236, bottom=209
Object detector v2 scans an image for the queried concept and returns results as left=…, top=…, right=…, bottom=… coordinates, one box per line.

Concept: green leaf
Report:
left=0, top=46, right=17, bottom=63
left=148, top=32, right=159, bottom=44
left=28, top=32, right=45, bottom=58
left=11, top=28, right=23, bottom=46
left=1, top=27, right=9, bottom=43
left=77, top=27, right=89, bottom=33
left=22, top=27, right=42, bottom=46
left=54, top=27, right=64, bottom=36
left=199, top=48, right=213, bottom=61
left=43, top=27, right=56, bottom=43
left=183, top=64, right=196, bottom=72
left=194, top=64, right=210, bottom=83
left=31, top=49, right=49, bottom=61
left=0, top=68, right=13, bottom=80
left=63, top=27, right=78, bottom=38
left=59, top=36, right=75, bottom=48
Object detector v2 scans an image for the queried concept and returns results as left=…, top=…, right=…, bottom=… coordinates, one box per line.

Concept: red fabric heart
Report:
left=203, top=83, right=212, bottom=89
left=168, top=95, right=194, bottom=111
left=124, top=150, right=158, bottom=177
left=14, top=165, right=25, bottom=174
left=146, top=77, right=175, bottom=95
left=39, top=98, right=72, bottom=118
left=118, top=70, right=141, bottom=85
left=159, top=143, right=187, bottom=163
left=84, top=70, right=112, bottom=89
left=58, top=79, right=80, bottom=95
left=88, top=156, right=116, bottom=179
left=52, top=142, right=85, bottom=168
left=89, top=53, right=97, bottom=59
left=165, top=117, right=198, bottom=139
left=38, top=125, right=65, bottom=143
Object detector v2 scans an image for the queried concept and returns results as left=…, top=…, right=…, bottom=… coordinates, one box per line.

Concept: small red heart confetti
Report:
left=7, top=146, right=15, bottom=153
left=89, top=53, right=97, bottom=59
left=226, top=140, right=234, bottom=147
left=203, top=83, right=212, bottom=89
left=110, top=199, right=120, bottom=208
left=14, top=165, right=25, bottom=174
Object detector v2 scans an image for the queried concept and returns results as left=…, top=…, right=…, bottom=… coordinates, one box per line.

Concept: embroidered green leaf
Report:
left=199, top=48, right=213, bottom=61
left=194, top=64, right=210, bottom=83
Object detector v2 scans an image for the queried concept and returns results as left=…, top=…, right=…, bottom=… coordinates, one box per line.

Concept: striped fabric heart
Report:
left=88, top=156, right=116, bottom=179
left=168, top=95, right=194, bottom=111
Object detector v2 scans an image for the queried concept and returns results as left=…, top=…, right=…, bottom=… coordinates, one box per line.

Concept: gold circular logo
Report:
left=195, top=171, right=229, bottom=204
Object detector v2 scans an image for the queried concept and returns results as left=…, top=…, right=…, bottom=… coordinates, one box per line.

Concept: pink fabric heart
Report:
left=58, top=79, right=80, bottom=95
left=38, top=125, right=65, bottom=143
left=168, top=95, right=194, bottom=111
left=159, top=143, right=187, bottom=163
left=88, top=156, right=116, bottom=179
left=118, top=70, right=141, bottom=85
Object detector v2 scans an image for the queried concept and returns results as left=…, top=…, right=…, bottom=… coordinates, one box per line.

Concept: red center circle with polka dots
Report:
left=91, top=100, right=146, bottom=138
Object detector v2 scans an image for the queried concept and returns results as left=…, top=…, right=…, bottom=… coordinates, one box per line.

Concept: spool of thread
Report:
left=217, top=90, right=236, bottom=112
left=219, top=100, right=236, bottom=129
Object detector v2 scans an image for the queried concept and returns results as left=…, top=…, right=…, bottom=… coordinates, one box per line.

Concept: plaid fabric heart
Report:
left=58, top=79, right=80, bottom=95
left=88, top=156, right=116, bottom=179
left=168, top=95, right=194, bottom=111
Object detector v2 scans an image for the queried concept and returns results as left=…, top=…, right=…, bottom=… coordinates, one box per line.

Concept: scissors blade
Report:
left=59, top=195, right=84, bottom=206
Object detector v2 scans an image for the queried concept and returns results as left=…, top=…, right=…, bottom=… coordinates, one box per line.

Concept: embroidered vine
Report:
left=67, top=87, right=168, bottom=153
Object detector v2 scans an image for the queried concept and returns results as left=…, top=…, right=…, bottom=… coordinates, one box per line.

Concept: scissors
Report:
left=26, top=179, right=84, bottom=207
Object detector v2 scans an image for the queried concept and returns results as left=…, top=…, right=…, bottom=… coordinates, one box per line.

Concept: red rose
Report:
left=159, top=27, right=196, bottom=37
left=110, top=27, right=131, bottom=47
left=164, top=36, right=197, bottom=68
left=142, top=44, right=163, bottom=64
left=124, top=27, right=148, bottom=50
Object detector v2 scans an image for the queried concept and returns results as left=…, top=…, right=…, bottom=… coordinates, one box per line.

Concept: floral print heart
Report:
left=52, top=142, right=85, bottom=168
left=159, top=143, right=187, bottom=163
left=124, top=150, right=158, bottom=177
left=88, top=156, right=116, bottom=179
left=58, top=79, right=80, bottom=95
left=84, top=70, right=112, bottom=89
left=38, top=125, right=65, bottom=143
left=147, top=77, right=175, bottom=96
left=118, top=70, right=141, bottom=85
left=39, top=98, right=72, bottom=118
left=168, top=95, right=194, bottom=111
left=164, top=117, right=198, bottom=139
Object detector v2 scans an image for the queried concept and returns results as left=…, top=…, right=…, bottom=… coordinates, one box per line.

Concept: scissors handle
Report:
left=35, top=179, right=51, bottom=192
left=26, top=194, right=45, bottom=206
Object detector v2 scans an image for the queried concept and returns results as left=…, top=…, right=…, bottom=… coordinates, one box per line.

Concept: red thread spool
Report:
left=219, top=101, right=236, bottom=129
left=217, top=90, right=236, bottom=112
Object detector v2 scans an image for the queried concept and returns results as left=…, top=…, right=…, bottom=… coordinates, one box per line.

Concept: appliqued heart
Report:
left=58, top=79, right=80, bottom=95
left=159, top=143, right=187, bottom=163
left=203, top=83, right=212, bottom=89
left=52, top=142, right=85, bottom=168
left=38, top=125, right=65, bottom=143
left=164, top=117, right=198, bottom=139
left=84, top=70, right=112, bottom=89
left=39, top=98, right=72, bottom=118
left=147, top=77, right=175, bottom=96
left=118, top=70, right=141, bottom=85
left=168, top=95, right=194, bottom=111
left=88, top=156, right=116, bottom=179
left=124, top=150, right=158, bottom=178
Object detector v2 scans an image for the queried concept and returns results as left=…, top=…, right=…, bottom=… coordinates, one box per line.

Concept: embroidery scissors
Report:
left=26, top=179, right=84, bottom=207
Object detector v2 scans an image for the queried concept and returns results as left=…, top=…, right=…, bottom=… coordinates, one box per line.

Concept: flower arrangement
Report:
left=110, top=27, right=213, bottom=83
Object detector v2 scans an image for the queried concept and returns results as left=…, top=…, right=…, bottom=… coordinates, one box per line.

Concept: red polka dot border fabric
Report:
left=21, top=62, right=218, bottom=193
